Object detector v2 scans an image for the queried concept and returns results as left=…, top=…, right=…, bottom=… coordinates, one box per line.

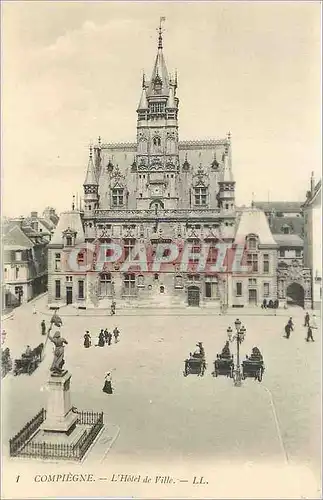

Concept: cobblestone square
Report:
left=2, top=297, right=321, bottom=498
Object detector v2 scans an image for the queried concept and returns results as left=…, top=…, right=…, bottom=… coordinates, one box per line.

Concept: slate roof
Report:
left=270, top=216, right=304, bottom=237
left=50, top=211, right=85, bottom=246
left=254, top=201, right=303, bottom=213
left=234, top=208, right=277, bottom=246
left=3, top=225, right=34, bottom=249
left=273, top=234, right=304, bottom=247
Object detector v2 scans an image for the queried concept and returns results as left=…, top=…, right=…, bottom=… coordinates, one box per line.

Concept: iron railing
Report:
left=9, top=409, right=104, bottom=461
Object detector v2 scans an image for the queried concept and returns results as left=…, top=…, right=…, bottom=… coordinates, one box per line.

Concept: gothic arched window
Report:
left=153, top=136, right=161, bottom=147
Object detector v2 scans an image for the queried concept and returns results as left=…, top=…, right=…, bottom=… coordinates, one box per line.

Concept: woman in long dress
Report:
left=48, top=331, right=68, bottom=374
left=84, top=331, right=91, bottom=348
left=97, top=330, right=105, bottom=347
left=102, top=372, right=113, bottom=394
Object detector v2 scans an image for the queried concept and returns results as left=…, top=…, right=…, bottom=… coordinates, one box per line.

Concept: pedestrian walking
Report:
left=107, top=331, right=112, bottom=346
left=84, top=331, right=91, bottom=348
left=261, top=299, right=267, bottom=310
left=304, top=312, right=310, bottom=327
left=97, top=330, right=105, bottom=347
left=33, top=304, right=37, bottom=314
left=102, top=372, right=113, bottom=394
left=113, top=327, right=120, bottom=343
left=287, top=317, right=294, bottom=331
left=284, top=323, right=291, bottom=339
left=104, top=328, right=109, bottom=344
left=110, top=301, right=116, bottom=316
left=41, top=320, right=46, bottom=335
left=306, top=326, right=315, bottom=342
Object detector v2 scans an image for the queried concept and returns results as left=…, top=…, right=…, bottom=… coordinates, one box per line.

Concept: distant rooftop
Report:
left=254, top=201, right=303, bottom=213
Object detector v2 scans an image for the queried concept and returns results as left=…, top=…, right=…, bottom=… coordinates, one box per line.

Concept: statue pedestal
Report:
left=42, top=371, right=78, bottom=434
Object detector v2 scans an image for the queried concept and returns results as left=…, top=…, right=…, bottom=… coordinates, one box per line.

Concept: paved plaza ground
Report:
left=1, top=295, right=321, bottom=498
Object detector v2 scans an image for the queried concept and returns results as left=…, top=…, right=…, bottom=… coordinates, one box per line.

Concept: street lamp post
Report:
left=228, top=318, right=246, bottom=387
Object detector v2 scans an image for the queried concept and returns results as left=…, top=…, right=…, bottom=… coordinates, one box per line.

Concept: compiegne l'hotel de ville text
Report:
left=47, top=22, right=318, bottom=311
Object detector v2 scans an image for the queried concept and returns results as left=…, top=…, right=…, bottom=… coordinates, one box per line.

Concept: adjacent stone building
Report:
left=303, top=173, right=322, bottom=309
left=2, top=208, right=59, bottom=309
left=3, top=222, right=49, bottom=307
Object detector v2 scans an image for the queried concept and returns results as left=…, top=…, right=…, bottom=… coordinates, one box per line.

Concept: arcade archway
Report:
left=286, top=282, right=305, bottom=308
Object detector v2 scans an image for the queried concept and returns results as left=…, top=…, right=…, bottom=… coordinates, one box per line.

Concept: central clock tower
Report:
left=134, top=24, right=180, bottom=210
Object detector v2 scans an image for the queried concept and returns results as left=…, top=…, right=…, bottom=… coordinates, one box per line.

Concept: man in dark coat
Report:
left=113, top=327, right=120, bottom=343
left=304, top=312, right=310, bottom=327
left=306, top=326, right=315, bottom=342
left=41, top=320, right=46, bottom=335
left=287, top=317, right=294, bottom=331
left=284, top=323, right=291, bottom=339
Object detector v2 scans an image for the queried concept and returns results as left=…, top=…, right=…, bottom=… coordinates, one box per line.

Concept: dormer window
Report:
left=194, top=187, right=207, bottom=206
left=112, top=188, right=124, bottom=207
left=62, top=227, right=77, bottom=247
left=246, top=235, right=258, bottom=250
left=282, top=224, right=292, bottom=234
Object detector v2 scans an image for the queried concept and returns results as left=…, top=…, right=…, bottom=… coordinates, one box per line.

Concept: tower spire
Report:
left=83, top=145, right=98, bottom=186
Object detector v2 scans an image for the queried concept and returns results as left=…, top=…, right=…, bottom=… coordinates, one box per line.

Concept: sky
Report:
left=1, top=1, right=321, bottom=217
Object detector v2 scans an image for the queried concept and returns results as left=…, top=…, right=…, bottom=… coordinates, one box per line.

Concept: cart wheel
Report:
left=183, top=370, right=188, bottom=377
left=258, top=369, right=263, bottom=382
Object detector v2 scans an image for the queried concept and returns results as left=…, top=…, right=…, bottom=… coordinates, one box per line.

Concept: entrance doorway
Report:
left=188, top=286, right=200, bottom=307
left=66, top=286, right=73, bottom=305
left=248, top=289, right=257, bottom=305
left=286, top=282, right=305, bottom=308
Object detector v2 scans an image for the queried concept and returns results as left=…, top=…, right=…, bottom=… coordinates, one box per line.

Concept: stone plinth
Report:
left=42, top=371, right=78, bottom=433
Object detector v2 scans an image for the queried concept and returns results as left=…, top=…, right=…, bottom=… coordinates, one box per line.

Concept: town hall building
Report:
left=47, top=25, right=311, bottom=310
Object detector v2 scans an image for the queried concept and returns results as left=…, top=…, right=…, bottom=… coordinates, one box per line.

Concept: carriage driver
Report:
left=193, top=342, right=205, bottom=358
left=23, top=345, right=32, bottom=357
left=249, top=347, right=263, bottom=362
left=221, top=341, right=231, bottom=359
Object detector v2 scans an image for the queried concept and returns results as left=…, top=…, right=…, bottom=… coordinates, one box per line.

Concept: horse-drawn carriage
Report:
left=13, top=343, right=43, bottom=376
left=183, top=342, right=206, bottom=377
left=213, top=354, right=234, bottom=378
left=183, top=355, right=207, bottom=377
left=242, top=357, right=265, bottom=382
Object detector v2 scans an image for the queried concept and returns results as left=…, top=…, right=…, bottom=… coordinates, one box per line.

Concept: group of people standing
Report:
left=83, top=327, right=120, bottom=348
left=284, top=313, right=318, bottom=342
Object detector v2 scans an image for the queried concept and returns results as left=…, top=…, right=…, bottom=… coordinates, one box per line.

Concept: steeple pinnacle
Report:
left=83, top=145, right=98, bottom=186
left=220, top=146, right=234, bottom=184
left=158, top=17, right=166, bottom=49
left=147, top=17, right=169, bottom=97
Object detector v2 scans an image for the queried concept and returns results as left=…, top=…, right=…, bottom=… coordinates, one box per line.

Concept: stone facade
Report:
left=47, top=28, right=312, bottom=310
left=3, top=220, right=51, bottom=307
left=303, top=174, right=322, bottom=309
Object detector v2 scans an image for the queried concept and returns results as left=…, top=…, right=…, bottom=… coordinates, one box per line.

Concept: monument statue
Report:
left=48, top=331, right=68, bottom=375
